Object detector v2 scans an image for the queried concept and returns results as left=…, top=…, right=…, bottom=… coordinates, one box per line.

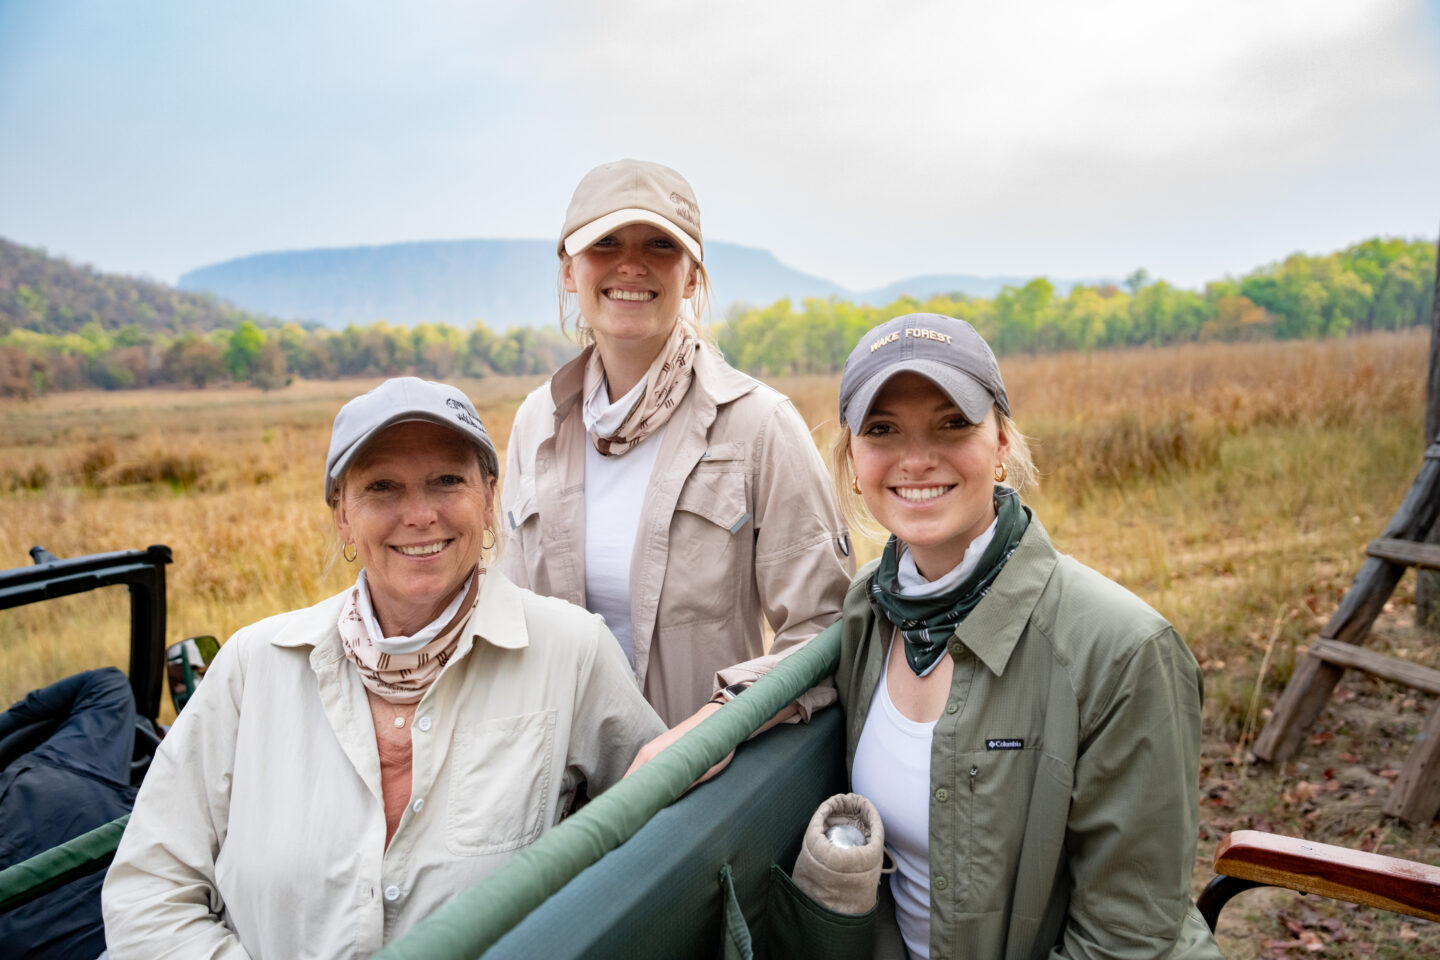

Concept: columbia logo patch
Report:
left=986, top=738, right=1024, bottom=750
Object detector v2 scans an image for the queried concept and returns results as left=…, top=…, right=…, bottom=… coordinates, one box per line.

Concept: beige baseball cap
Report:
left=558, top=159, right=704, bottom=262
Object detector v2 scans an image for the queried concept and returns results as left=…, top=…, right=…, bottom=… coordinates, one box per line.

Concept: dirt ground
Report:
left=1201, top=600, right=1440, bottom=959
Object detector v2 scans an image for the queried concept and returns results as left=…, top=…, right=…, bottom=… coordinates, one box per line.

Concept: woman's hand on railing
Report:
left=625, top=698, right=806, bottom=788
left=625, top=701, right=733, bottom=786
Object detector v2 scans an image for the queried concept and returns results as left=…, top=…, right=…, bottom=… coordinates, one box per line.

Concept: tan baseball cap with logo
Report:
left=558, top=159, right=704, bottom=262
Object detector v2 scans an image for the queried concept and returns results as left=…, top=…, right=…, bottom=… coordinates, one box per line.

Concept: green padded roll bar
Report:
left=375, top=621, right=843, bottom=960
left=0, top=813, right=130, bottom=914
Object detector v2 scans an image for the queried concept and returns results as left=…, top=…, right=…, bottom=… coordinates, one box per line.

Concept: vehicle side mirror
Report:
left=166, top=635, right=219, bottom=714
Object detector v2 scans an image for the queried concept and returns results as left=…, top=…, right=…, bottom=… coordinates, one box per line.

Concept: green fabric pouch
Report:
left=718, top=861, right=877, bottom=960
left=764, top=864, right=877, bottom=960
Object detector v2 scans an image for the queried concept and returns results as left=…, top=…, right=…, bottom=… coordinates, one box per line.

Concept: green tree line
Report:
left=1, top=235, right=1433, bottom=397
left=0, top=320, right=578, bottom=398
left=718, top=237, right=1436, bottom=375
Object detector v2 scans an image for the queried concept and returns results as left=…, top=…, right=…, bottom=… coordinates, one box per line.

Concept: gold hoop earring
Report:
left=482, top=529, right=496, bottom=551
left=343, top=542, right=358, bottom=563
left=851, top=477, right=862, bottom=496
left=994, top=463, right=1008, bottom=483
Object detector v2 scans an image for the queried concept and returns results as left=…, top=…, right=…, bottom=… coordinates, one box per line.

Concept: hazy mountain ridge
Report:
left=178, top=238, right=1095, bottom=329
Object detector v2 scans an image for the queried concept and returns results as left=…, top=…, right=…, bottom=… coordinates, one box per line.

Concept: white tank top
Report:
left=851, top=645, right=936, bottom=959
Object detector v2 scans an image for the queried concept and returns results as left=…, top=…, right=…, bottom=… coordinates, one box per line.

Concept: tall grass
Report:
left=0, top=331, right=1427, bottom=737
left=0, top=376, right=546, bottom=718
left=0, top=330, right=1430, bottom=957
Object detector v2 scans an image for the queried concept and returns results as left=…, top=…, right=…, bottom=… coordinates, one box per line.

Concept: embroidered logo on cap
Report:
left=445, top=397, right=482, bottom=430
left=669, top=192, right=700, bottom=227
left=868, top=327, right=955, bottom=352
left=986, top=738, right=1024, bottom=750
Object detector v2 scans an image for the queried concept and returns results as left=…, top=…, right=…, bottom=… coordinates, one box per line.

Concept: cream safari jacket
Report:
left=101, top=571, right=665, bottom=960
left=500, top=343, right=854, bottom=726
left=836, top=517, right=1222, bottom=960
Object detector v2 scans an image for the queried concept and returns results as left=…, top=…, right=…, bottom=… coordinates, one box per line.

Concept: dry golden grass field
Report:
left=1, top=328, right=1436, bottom=956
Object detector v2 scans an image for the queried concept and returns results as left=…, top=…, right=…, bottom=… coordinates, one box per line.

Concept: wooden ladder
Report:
left=1252, top=439, right=1440, bottom=823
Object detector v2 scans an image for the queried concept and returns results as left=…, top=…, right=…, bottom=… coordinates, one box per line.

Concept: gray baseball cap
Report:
left=325, top=377, right=498, bottom=503
left=839, top=313, right=1010, bottom=429
left=558, top=159, right=703, bottom=262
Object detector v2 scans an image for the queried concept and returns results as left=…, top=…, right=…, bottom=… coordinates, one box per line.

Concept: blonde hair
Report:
left=830, top=409, right=1038, bottom=545
left=556, top=252, right=713, bottom=347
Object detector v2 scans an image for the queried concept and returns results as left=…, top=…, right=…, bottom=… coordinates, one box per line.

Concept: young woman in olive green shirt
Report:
left=828, top=313, right=1221, bottom=960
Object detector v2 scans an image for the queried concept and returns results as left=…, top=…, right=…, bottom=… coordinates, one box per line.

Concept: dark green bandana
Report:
left=870, top=488, right=1029, bottom=677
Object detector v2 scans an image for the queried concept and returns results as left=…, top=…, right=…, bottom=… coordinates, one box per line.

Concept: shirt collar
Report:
left=464, top=569, right=529, bottom=651
left=951, top=510, right=1057, bottom=677
left=894, top=516, right=999, bottom=597
left=269, top=570, right=531, bottom=656
left=582, top=370, right=648, bottom=437
left=550, top=340, right=758, bottom=432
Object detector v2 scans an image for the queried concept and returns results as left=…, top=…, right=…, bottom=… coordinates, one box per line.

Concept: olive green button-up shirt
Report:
left=836, top=518, right=1222, bottom=960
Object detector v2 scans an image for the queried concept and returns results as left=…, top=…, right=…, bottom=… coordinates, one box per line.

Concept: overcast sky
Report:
left=2, top=0, right=1437, bottom=292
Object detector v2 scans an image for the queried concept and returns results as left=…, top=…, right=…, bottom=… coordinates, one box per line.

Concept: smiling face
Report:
left=562, top=222, right=699, bottom=361
left=333, top=421, right=494, bottom=636
left=848, top=372, right=1010, bottom=580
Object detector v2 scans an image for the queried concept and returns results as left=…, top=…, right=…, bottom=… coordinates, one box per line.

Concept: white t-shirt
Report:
left=852, top=515, right=1000, bottom=957
left=581, top=374, right=664, bottom=670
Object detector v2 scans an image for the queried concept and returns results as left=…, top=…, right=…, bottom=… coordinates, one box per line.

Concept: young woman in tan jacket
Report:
left=499, top=159, right=854, bottom=727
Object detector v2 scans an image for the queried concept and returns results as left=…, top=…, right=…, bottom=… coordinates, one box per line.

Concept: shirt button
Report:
left=935, top=788, right=949, bottom=803
left=383, top=885, right=401, bottom=902
left=412, top=798, right=425, bottom=813
left=945, top=702, right=958, bottom=715
left=417, top=716, right=432, bottom=732
left=933, top=875, right=948, bottom=891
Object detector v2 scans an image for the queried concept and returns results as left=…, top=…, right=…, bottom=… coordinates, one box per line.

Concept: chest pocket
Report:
left=663, top=448, right=750, bottom=626
left=445, top=709, right=556, bottom=856
left=948, top=746, right=1067, bottom=915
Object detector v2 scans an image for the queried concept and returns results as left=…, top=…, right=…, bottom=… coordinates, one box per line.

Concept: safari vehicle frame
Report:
left=0, top=544, right=172, bottom=725
left=1, top=554, right=1437, bottom=955
left=0, top=543, right=205, bottom=919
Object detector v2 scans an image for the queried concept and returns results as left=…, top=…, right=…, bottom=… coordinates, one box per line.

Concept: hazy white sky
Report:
left=1, top=0, right=1437, bottom=291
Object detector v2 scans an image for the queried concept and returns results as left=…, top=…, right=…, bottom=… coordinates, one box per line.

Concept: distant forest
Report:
left=720, top=237, right=1437, bottom=375
left=0, top=235, right=1434, bottom=397
left=0, top=238, right=576, bottom=397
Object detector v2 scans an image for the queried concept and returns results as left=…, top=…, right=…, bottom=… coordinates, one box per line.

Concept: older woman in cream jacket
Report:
left=102, top=378, right=663, bottom=960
